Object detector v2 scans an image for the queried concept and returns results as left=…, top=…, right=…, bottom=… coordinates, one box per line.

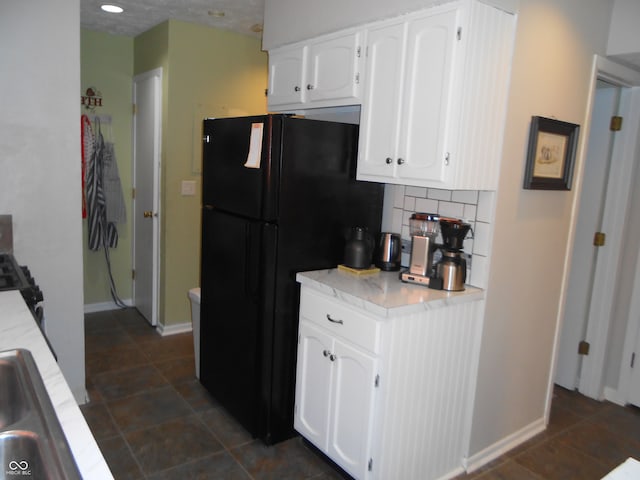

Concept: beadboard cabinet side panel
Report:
left=449, top=2, right=516, bottom=189
left=375, top=300, right=483, bottom=480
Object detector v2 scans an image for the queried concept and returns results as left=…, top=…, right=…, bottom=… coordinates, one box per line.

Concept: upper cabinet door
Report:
left=357, top=22, right=407, bottom=180
left=307, top=32, right=362, bottom=104
left=268, top=46, right=306, bottom=107
left=396, top=9, right=459, bottom=185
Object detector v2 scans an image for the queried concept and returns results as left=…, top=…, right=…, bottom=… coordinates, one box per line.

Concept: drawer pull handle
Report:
left=323, top=349, right=331, bottom=357
left=326, top=314, right=344, bottom=325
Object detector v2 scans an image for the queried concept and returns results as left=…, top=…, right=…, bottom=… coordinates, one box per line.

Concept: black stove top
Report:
left=0, top=253, right=43, bottom=306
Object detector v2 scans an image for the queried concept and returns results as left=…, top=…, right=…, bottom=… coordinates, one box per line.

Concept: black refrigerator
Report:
left=199, top=114, right=383, bottom=444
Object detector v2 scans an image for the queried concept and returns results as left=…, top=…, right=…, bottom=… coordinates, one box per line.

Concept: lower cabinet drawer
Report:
left=299, top=288, right=381, bottom=354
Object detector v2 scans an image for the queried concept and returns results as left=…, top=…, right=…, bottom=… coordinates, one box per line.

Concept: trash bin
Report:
left=188, top=288, right=201, bottom=378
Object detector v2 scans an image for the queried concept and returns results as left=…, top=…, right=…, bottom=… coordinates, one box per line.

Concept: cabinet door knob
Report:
left=329, top=354, right=337, bottom=362
left=397, top=158, right=405, bottom=165
left=294, top=86, right=301, bottom=92
left=385, top=157, right=393, bottom=164
left=323, top=349, right=331, bottom=357
left=307, top=84, right=314, bottom=90
left=326, top=314, right=344, bottom=325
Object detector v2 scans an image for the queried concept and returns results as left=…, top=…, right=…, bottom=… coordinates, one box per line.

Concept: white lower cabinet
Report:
left=295, top=315, right=377, bottom=479
left=295, top=286, right=483, bottom=480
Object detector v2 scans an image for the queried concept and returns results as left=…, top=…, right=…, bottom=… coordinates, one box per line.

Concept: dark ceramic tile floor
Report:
left=82, top=308, right=640, bottom=480
left=81, top=308, right=346, bottom=480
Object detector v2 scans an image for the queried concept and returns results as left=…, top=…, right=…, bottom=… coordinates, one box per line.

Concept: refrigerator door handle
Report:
left=244, top=223, right=252, bottom=296
left=244, top=223, right=260, bottom=299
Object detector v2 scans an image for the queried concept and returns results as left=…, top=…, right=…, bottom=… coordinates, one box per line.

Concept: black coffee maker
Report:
left=437, top=219, right=471, bottom=291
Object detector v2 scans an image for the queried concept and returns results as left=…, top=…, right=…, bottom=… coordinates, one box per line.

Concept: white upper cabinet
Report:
left=268, top=30, right=364, bottom=111
left=358, top=10, right=458, bottom=185
left=267, top=47, right=306, bottom=107
left=357, top=0, right=516, bottom=190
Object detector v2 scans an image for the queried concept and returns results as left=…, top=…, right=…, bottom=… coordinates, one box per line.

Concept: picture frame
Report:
left=523, top=116, right=580, bottom=190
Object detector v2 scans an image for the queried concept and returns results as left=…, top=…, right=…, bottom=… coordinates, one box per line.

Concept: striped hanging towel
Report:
left=86, top=118, right=119, bottom=250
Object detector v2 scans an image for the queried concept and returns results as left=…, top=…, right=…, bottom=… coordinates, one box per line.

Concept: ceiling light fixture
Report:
left=101, top=4, right=124, bottom=14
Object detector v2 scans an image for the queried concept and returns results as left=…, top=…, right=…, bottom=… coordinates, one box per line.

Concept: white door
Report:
left=307, top=32, right=361, bottom=104
left=396, top=8, right=458, bottom=184
left=294, top=321, right=333, bottom=450
left=555, top=57, right=640, bottom=401
left=132, top=68, right=162, bottom=326
left=555, top=83, right=619, bottom=389
left=267, top=46, right=305, bottom=107
left=357, top=21, right=406, bottom=181
left=328, top=338, right=376, bottom=480
left=629, top=327, right=640, bottom=406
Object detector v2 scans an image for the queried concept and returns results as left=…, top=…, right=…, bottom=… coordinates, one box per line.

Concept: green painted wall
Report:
left=135, top=20, right=268, bottom=327
left=81, top=29, right=134, bottom=306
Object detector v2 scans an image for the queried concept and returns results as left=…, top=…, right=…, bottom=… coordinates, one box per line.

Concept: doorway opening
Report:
left=555, top=56, right=640, bottom=404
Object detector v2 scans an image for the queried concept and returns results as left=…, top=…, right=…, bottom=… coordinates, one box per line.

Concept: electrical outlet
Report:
left=181, top=180, right=196, bottom=196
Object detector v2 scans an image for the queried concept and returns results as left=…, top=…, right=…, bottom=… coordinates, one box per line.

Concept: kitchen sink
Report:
left=0, top=349, right=80, bottom=480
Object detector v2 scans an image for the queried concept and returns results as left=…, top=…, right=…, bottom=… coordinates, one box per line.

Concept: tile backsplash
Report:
left=387, top=185, right=495, bottom=289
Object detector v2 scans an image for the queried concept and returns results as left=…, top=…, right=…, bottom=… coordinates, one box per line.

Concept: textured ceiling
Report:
left=80, top=0, right=264, bottom=38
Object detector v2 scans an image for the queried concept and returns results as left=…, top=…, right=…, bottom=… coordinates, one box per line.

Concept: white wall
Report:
left=468, top=0, right=612, bottom=458
left=0, top=0, right=86, bottom=401
left=607, top=0, right=640, bottom=67
left=262, top=0, right=520, bottom=49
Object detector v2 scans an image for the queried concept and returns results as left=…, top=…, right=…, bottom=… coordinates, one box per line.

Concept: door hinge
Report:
left=368, top=458, right=373, bottom=472
left=264, top=88, right=268, bottom=97
left=610, top=116, right=623, bottom=131
left=457, top=27, right=462, bottom=41
left=132, top=269, right=136, bottom=280
left=593, top=232, right=606, bottom=247
left=132, top=187, right=136, bottom=199
left=578, top=340, right=590, bottom=355
left=374, top=374, right=380, bottom=388
left=632, top=352, right=636, bottom=368
left=356, top=46, right=362, bottom=58
left=355, top=73, right=360, bottom=85
left=132, top=103, right=137, bottom=115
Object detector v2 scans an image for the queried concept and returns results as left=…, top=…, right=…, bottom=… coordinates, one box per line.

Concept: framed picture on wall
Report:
left=523, top=116, right=580, bottom=190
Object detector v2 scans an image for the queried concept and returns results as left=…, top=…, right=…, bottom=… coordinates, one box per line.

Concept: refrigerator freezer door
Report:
left=202, top=116, right=281, bottom=221
left=199, top=207, right=277, bottom=437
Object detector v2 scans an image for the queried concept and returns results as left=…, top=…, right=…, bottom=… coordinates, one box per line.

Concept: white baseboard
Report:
left=463, top=417, right=546, bottom=473
left=84, top=299, right=133, bottom=313
left=157, top=321, right=193, bottom=336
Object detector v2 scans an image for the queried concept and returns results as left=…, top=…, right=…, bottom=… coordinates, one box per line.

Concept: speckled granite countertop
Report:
left=296, top=269, right=484, bottom=318
left=0, top=291, right=113, bottom=479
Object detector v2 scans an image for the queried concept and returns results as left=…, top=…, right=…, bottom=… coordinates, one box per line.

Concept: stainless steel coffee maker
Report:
left=437, top=218, right=472, bottom=291
left=400, top=213, right=441, bottom=287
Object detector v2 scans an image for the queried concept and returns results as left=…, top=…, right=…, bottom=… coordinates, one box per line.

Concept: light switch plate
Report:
left=181, top=180, right=196, bottom=196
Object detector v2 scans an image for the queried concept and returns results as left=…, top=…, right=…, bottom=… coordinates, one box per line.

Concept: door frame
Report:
left=555, top=56, right=640, bottom=400
left=132, top=67, right=162, bottom=327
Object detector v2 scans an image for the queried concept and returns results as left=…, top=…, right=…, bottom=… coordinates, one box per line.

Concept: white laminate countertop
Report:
left=0, top=290, right=113, bottom=479
left=296, top=269, right=484, bottom=318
